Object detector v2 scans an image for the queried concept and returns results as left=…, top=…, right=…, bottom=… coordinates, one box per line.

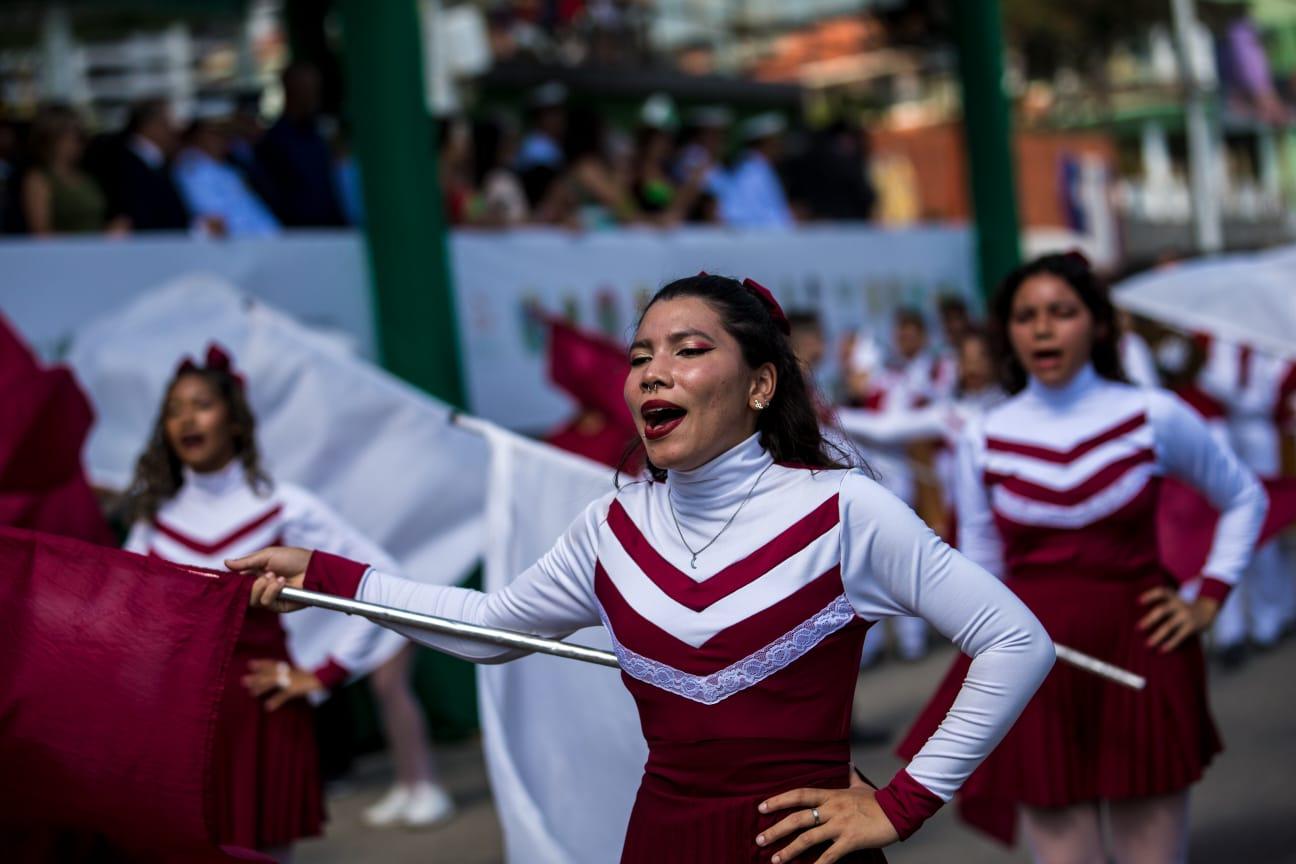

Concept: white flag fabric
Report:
left=1113, top=247, right=1296, bottom=359
left=470, top=417, right=646, bottom=864
left=65, top=274, right=488, bottom=587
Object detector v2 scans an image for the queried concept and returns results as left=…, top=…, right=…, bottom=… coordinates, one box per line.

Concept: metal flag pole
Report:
left=279, top=586, right=619, bottom=668
left=278, top=586, right=1145, bottom=689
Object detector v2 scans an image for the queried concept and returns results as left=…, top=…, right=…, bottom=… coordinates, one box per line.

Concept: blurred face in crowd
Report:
left=958, top=335, right=995, bottom=394
left=940, top=305, right=970, bottom=345
left=164, top=374, right=237, bottom=474
left=535, top=106, right=565, bottom=140
left=53, top=126, right=85, bottom=168
left=626, top=297, right=774, bottom=472
left=189, top=122, right=229, bottom=160
left=789, top=322, right=825, bottom=372
left=283, top=65, right=321, bottom=120
left=894, top=319, right=926, bottom=361
left=1008, top=273, right=1096, bottom=388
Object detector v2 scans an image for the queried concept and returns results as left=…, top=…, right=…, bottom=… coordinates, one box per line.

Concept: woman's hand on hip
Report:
left=226, top=546, right=312, bottom=612
left=242, top=659, right=323, bottom=710
left=1138, top=585, right=1220, bottom=652
left=756, top=768, right=899, bottom=863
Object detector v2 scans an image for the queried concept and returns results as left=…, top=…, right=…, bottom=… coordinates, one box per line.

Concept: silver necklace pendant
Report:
left=690, top=556, right=698, bottom=569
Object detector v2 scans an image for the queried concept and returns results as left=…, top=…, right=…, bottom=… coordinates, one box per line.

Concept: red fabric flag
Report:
left=1158, top=477, right=1296, bottom=583
left=0, top=527, right=264, bottom=862
left=543, top=316, right=641, bottom=470
left=0, top=314, right=114, bottom=545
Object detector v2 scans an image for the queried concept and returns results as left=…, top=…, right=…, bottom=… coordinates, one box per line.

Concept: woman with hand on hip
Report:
left=899, top=253, right=1266, bottom=864
left=233, top=274, right=1054, bottom=863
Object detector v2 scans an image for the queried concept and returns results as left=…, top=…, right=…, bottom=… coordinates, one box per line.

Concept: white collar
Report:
left=1024, top=362, right=1099, bottom=406
left=666, top=432, right=773, bottom=517
left=181, top=458, right=247, bottom=497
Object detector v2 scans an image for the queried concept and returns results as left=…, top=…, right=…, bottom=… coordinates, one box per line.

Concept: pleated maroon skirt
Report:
left=211, top=609, right=324, bottom=851
left=619, top=738, right=887, bottom=863
left=898, top=570, right=1220, bottom=844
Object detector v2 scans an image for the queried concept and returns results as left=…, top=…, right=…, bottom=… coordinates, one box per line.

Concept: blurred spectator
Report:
left=333, top=120, right=363, bottom=227
left=173, top=116, right=279, bottom=237
left=21, top=104, right=124, bottom=236
left=92, top=98, right=190, bottom=232
left=673, top=105, right=729, bottom=188
left=538, top=105, right=637, bottom=228
left=936, top=295, right=971, bottom=352
left=517, top=81, right=568, bottom=208
left=227, top=89, right=274, bottom=207
left=890, top=306, right=955, bottom=404
left=256, top=62, right=345, bottom=227
left=782, top=119, right=875, bottom=221
left=629, top=94, right=703, bottom=226
left=472, top=117, right=528, bottom=227
left=717, top=112, right=793, bottom=228
left=438, top=117, right=476, bottom=226
left=0, top=108, right=17, bottom=230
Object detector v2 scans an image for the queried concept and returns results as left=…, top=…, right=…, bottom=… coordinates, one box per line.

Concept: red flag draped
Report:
left=0, top=527, right=262, bottom=862
left=1158, top=477, right=1296, bottom=583
left=0, top=314, right=114, bottom=545
left=543, top=316, right=641, bottom=470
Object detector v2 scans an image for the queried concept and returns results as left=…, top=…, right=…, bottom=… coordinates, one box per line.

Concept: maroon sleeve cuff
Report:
left=1196, top=576, right=1232, bottom=604
left=312, top=658, right=350, bottom=690
left=874, top=769, right=944, bottom=841
left=303, top=550, right=369, bottom=598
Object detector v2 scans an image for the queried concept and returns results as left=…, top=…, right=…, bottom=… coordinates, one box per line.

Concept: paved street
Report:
left=301, top=637, right=1296, bottom=863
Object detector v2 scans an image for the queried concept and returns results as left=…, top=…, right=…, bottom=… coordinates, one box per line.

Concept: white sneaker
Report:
left=401, top=782, right=456, bottom=828
left=363, top=784, right=411, bottom=827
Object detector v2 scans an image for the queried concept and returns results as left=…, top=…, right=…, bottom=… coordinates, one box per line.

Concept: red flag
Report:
left=0, top=527, right=262, bottom=862
left=1158, top=477, right=1296, bottom=583
left=543, top=316, right=641, bottom=469
left=0, top=314, right=114, bottom=545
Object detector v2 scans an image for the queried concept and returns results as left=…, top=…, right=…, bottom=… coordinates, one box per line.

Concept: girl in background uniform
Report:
left=900, top=253, right=1266, bottom=864
left=124, top=347, right=452, bottom=859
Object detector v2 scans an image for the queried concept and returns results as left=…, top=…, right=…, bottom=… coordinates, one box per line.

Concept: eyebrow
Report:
left=629, top=328, right=717, bottom=352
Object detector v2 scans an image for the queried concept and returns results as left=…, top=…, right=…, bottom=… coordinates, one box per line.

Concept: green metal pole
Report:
left=951, top=0, right=1021, bottom=302
left=336, top=0, right=465, bottom=407
left=335, top=0, right=477, bottom=737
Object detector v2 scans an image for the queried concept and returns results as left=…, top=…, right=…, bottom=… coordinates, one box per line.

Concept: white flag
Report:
left=66, top=276, right=490, bottom=673
left=471, top=419, right=646, bottom=864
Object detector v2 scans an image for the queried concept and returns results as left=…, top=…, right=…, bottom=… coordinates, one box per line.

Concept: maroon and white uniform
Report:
left=125, top=461, right=405, bottom=850
left=304, top=433, right=1053, bottom=862
left=1197, top=337, right=1296, bottom=645
left=899, top=365, right=1265, bottom=844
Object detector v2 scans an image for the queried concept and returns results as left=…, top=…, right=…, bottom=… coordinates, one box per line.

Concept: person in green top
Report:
left=21, top=104, right=126, bottom=236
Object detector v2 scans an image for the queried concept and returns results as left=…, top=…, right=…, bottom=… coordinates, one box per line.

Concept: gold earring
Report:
left=752, top=398, right=766, bottom=410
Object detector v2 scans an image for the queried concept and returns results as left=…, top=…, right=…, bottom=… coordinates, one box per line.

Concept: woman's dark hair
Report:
left=125, top=364, right=269, bottom=522
left=991, top=251, right=1125, bottom=394
left=620, top=274, right=851, bottom=483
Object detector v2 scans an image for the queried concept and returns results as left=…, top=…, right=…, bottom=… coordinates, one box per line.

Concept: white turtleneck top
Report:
left=956, top=365, right=1266, bottom=601
left=342, top=432, right=1054, bottom=815
left=125, top=460, right=405, bottom=691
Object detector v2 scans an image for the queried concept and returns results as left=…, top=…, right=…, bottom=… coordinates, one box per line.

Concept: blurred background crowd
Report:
left=2, top=0, right=1296, bottom=258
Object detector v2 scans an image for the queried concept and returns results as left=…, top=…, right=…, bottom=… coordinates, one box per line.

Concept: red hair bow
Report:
left=741, top=278, right=791, bottom=336
left=695, top=271, right=791, bottom=336
left=175, top=343, right=246, bottom=390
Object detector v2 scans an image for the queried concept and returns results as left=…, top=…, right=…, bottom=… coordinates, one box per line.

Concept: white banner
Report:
left=65, top=276, right=488, bottom=587
left=469, top=418, right=644, bottom=864
left=1, top=226, right=974, bottom=432
left=451, top=225, right=976, bottom=431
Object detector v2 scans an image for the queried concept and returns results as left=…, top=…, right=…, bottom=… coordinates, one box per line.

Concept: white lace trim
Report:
left=601, top=594, right=857, bottom=705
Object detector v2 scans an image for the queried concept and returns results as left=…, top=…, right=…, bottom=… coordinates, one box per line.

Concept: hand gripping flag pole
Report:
left=278, top=586, right=1145, bottom=689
